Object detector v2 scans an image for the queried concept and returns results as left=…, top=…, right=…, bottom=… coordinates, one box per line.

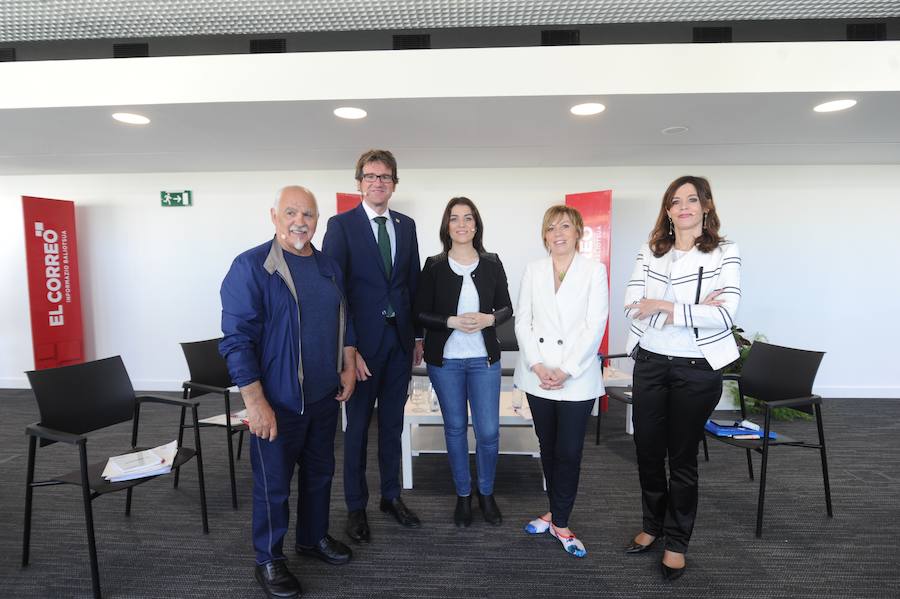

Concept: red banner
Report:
left=336, top=192, right=362, bottom=214
left=22, top=196, right=85, bottom=369
left=565, top=190, right=612, bottom=410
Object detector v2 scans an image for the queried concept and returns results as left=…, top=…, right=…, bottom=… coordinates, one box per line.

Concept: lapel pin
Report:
left=394, top=218, right=400, bottom=224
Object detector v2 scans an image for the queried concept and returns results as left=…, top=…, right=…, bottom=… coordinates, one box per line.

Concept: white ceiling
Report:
left=2, top=91, right=897, bottom=175
left=2, top=0, right=899, bottom=42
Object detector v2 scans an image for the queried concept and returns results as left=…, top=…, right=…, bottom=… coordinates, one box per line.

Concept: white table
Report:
left=400, top=390, right=540, bottom=490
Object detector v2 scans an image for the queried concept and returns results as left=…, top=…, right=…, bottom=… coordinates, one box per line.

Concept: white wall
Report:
left=2, top=164, right=898, bottom=397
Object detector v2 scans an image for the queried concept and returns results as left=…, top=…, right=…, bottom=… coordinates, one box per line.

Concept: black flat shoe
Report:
left=624, top=534, right=658, bottom=554
left=661, top=561, right=686, bottom=581
left=477, top=493, right=503, bottom=526
left=296, top=534, right=353, bottom=565
left=346, top=509, right=370, bottom=544
left=255, top=560, right=302, bottom=599
left=454, top=495, right=472, bottom=528
left=380, top=496, right=422, bottom=528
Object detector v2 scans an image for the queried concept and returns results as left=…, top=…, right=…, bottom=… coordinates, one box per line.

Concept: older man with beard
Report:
left=220, top=186, right=357, bottom=599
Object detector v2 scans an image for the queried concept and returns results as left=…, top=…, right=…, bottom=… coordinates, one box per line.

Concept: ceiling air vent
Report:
left=847, top=23, right=887, bottom=41
left=0, top=48, right=15, bottom=62
left=250, top=38, right=287, bottom=53
left=542, top=30, right=580, bottom=46
left=692, top=26, right=732, bottom=43
left=393, top=34, right=430, bottom=50
left=113, top=42, right=149, bottom=58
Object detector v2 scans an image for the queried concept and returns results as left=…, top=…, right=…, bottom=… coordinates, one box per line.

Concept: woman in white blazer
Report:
left=514, top=205, right=608, bottom=558
left=622, top=175, right=741, bottom=581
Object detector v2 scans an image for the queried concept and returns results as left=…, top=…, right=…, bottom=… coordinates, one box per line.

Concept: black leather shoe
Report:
left=624, top=534, right=658, bottom=554
left=454, top=495, right=472, bottom=528
left=296, top=534, right=352, bottom=565
left=379, top=496, right=421, bottom=528
left=255, top=560, right=301, bottom=599
left=661, top=561, right=686, bottom=581
left=346, top=510, right=370, bottom=544
left=477, top=493, right=503, bottom=526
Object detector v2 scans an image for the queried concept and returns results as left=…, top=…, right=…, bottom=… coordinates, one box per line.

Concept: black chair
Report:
left=704, top=341, right=831, bottom=537
left=594, top=353, right=629, bottom=444
left=177, top=338, right=247, bottom=509
left=23, top=356, right=208, bottom=599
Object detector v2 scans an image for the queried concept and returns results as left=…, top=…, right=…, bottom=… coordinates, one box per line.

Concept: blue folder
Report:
left=705, top=419, right=777, bottom=439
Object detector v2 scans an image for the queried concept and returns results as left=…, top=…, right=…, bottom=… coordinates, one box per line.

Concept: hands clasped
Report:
left=532, top=363, right=570, bottom=391
left=448, top=312, right=494, bottom=334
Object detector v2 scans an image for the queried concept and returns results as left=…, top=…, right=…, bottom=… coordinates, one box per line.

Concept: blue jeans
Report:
left=427, top=358, right=501, bottom=496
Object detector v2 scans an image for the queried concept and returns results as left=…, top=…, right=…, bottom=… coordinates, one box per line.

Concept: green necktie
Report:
left=374, top=216, right=395, bottom=317
left=374, top=216, right=392, bottom=279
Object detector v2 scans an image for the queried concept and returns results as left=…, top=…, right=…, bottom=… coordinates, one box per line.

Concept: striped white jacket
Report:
left=624, top=241, right=741, bottom=370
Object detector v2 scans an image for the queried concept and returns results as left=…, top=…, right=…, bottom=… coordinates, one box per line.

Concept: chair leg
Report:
left=702, top=435, right=709, bottom=462
left=22, top=435, right=37, bottom=567
left=755, top=412, right=772, bottom=538
left=236, top=430, right=244, bottom=460
left=192, top=406, right=210, bottom=533
left=78, top=444, right=102, bottom=599
left=745, top=448, right=754, bottom=480
left=815, top=404, right=834, bottom=517
left=125, top=487, right=133, bottom=516
left=595, top=397, right=602, bottom=445
left=225, top=427, right=238, bottom=509
left=174, top=404, right=187, bottom=488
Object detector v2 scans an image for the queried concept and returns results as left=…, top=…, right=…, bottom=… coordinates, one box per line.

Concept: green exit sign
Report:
left=161, top=190, right=192, bottom=207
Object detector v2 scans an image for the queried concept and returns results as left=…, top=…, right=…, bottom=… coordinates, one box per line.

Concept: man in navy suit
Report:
left=323, top=149, right=424, bottom=543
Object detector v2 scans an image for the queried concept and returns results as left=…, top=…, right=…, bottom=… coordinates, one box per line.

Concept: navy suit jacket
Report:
left=323, top=203, right=422, bottom=359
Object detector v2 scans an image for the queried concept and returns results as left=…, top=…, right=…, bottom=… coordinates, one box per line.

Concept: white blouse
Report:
left=442, top=257, right=488, bottom=360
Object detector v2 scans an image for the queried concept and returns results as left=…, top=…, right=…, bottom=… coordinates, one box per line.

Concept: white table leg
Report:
left=401, top=419, right=413, bottom=489
left=625, top=404, right=634, bottom=435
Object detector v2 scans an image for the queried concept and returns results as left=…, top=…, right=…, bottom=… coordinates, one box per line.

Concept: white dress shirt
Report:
left=361, top=201, right=396, bottom=262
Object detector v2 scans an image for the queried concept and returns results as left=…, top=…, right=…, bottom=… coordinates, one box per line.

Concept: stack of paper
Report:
left=101, top=440, right=178, bottom=482
left=198, top=409, right=248, bottom=427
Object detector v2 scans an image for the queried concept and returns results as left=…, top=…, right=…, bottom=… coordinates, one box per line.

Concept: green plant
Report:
left=724, top=327, right=812, bottom=421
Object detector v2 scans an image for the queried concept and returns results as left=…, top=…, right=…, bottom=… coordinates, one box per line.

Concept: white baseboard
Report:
left=814, top=386, right=900, bottom=399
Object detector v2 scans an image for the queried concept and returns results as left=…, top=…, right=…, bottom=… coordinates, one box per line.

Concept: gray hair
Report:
left=273, top=185, right=318, bottom=213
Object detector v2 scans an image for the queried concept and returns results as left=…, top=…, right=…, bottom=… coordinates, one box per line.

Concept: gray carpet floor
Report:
left=1, top=388, right=898, bottom=598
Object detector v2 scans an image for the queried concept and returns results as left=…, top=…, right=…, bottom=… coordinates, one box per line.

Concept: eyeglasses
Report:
left=361, top=173, right=395, bottom=183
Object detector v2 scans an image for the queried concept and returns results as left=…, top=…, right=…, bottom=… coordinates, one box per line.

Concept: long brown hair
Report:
left=649, top=175, right=724, bottom=257
left=439, top=197, right=485, bottom=253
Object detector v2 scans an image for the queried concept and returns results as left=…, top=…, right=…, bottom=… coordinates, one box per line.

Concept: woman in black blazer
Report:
left=414, top=197, right=513, bottom=527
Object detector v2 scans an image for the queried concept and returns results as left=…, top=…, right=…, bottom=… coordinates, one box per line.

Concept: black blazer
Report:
left=414, top=252, right=513, bottom=367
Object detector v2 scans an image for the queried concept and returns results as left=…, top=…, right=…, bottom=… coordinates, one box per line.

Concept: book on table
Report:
left=705, top=419, right=777, bottom=440
left=101, top=440, right=178, bottom=482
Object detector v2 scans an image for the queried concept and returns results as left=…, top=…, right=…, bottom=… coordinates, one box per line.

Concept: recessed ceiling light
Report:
left=570, top=102, right=606, bottom=116
left=334, top=107, right=367, bottom=120
left=112, top=112, right=150, bottom=125
left=661, top=126, right=689, bottom=135
left=813, top=99, right=857, bottom=113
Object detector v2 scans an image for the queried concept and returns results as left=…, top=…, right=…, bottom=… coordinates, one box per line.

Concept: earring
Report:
left=668, top=218, right=674, bottom=235
left=702, top=213, right=708, bottom=230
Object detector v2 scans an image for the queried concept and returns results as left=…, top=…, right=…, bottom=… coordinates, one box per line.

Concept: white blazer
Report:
left=514, top=253, right=609, bottom=402
left=624, top=241, right=741, bottom=370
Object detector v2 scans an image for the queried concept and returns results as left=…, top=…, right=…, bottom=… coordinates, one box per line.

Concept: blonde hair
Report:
left=541, top=205, right=584, bottom=252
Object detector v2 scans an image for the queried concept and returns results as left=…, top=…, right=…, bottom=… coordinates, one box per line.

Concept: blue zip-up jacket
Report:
left=219, top=238, right=354, bottom=414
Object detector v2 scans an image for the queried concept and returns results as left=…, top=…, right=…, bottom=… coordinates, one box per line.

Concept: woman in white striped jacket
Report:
left=622, top=175, right=741, bottom=581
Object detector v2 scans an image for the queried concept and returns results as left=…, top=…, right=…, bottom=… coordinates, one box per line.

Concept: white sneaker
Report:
left=523, top=515, right=551, bottom=535
left=550, top=524, right=587, bottom=558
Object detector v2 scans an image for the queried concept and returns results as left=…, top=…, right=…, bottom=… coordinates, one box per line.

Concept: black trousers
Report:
left=631, top=347, right=722, bottom=554
left=527, top=394, right=594, bottom=528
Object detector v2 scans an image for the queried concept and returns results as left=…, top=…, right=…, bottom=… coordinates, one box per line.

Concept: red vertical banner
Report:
left=565, top=190, right=612, bottom=410
left=22, top=196, right=85, bottom=369
left=336, top=192, right=362, bottom=214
